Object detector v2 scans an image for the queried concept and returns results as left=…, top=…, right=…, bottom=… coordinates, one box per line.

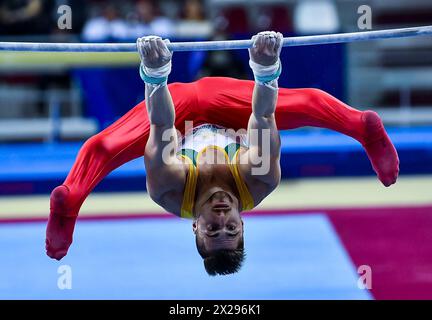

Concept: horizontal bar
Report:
left=171, top=25, right=432, bottom=51
left=0, top=25, right=431, bottom=53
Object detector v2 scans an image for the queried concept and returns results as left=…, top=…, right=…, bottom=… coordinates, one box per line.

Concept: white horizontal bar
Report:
left=0, top=25, right=431, bottom=52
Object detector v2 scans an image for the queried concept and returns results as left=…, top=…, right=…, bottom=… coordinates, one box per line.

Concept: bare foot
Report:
left=362, top=110, right=399, bottom=187
left=45, top=185, right=77, bottom=260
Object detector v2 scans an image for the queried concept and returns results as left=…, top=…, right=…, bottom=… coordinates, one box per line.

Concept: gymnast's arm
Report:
left=144, top=84, right=187, bottom=214
left=137, top=36, right=187, bottom=215
left=239, top=32, right=282, bottom=194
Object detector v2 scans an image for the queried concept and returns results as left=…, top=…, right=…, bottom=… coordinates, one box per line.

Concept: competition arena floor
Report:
left=1, top=176, right=431, bottom=300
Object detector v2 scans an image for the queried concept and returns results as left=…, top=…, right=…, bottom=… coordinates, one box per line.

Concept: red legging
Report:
left=60, top=77, right=394, bottom=216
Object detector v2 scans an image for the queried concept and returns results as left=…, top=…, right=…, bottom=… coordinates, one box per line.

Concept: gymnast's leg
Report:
left=193, top=76, right=399, bottom=186
left=46, top=82, right=198, bottom=260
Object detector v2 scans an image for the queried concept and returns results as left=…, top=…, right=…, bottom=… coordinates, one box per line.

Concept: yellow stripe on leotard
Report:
left=228, top=149, right=255, bottom=211
left=179, top=154, right=198, bottom=219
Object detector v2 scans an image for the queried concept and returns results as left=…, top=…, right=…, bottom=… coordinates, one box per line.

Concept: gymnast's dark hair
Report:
left=195, top=236, right=245, bottom=276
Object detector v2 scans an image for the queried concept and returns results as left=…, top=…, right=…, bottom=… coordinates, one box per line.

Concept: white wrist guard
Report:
left=140, top=61, right=172, bottom=97
left=249, top=59, right=281, bottom=89
left=140, top=60, right=172, bottom=85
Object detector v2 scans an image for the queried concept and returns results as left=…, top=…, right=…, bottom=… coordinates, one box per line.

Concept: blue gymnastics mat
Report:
left=0, top=214, right=371, bottom=300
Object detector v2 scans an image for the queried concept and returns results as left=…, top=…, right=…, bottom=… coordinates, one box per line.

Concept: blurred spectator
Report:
left=218, top=6, right=250, bottom=35
left=294, top=0, right=340, bottom=34
left=177, top=0, right=212, bottom=38
left=197, top=21, right=248, bottom=79
left=255, top=5, right=293, bottom=34
left=82, top=2, right=129, bottom=42
left=129, top=0, right=174, bottom=38
left=0, top=0, right=54, bottom=35
left=182, top=0, right=205, bottom=21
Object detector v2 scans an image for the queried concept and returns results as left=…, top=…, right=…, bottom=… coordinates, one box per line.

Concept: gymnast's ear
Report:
left=192, top=221, right=198, bottom=234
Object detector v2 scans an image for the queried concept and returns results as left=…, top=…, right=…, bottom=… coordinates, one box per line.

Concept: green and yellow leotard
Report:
left=177, top=124, right=254, bottom=219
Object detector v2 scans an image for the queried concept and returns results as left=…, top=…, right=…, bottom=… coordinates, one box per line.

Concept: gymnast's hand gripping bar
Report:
left=0, top=25, right=431, bottom=53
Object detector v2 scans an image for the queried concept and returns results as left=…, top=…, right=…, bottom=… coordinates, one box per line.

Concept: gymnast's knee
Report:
left=81, top=134, right=113, bottom=156
left=302, top=88, right=329, bottom=105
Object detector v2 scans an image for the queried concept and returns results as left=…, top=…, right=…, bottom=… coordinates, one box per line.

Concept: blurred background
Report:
left=0, top=0, right=432, bottom=300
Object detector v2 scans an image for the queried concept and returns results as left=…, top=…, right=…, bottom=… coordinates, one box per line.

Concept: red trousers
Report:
left=62, top=77, right=371, bottom=215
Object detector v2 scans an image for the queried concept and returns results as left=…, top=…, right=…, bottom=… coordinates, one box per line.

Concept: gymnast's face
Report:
left=193, top=190, right=244, bottom=253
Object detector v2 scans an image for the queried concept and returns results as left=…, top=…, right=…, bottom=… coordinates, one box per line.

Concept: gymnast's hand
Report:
left=249, top=31, right=283, bottom=66
left=136, top=35, right=172, bottom=69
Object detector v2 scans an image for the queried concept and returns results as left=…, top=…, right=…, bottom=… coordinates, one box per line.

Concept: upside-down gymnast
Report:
left=46, top=31, right=399, bottom=275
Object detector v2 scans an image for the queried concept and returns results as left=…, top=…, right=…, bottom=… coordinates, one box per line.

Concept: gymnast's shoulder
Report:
left=145, top=158, right=189, bottom=217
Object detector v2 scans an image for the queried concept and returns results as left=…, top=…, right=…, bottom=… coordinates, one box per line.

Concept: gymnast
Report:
left=46, top=31, right=399, bottom=275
